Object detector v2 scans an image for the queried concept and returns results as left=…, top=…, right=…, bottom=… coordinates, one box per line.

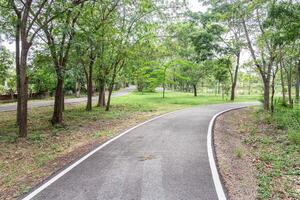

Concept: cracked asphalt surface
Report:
left=24, top=102, right=257, bottom=200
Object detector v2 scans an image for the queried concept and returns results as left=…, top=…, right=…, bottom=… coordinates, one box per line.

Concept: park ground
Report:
left=1, top=91, right=299, bottom=200
left=0, top=91, right=257, bottom=199
left=214, top=107, right=300, bottom=200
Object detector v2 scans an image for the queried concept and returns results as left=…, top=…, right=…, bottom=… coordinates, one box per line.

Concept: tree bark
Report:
left=18, top=32, right=31, bottom=137
left=106, top=63, right=118, bottom=111
left=280, top=62, right=286, bottom=103
left=287, top=68, right=293, bottom=107
left=52, top=70, right=64, bottom=125
left=97, top=78, right=106, bottom=107
left=230, top=52, right=240, bottom=101
left=271, top=74, right=276, bottom=113
left=263, top=76, right=270, bottom=111
left=242, top=18, right=272, bottom=110
left=271, top=66, right=278, bottom=113
left=15, top=16, right=21, bottom=126
left=193, top=84, right=197, bottom=97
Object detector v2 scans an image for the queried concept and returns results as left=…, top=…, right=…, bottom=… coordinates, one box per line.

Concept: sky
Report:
left=187, top=0, right=207, bottom=12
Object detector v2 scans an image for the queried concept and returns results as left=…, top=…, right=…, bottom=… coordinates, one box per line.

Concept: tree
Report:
left=39, top=1, right=84, bottom=124
left=8, top=0, right=58, bottom=137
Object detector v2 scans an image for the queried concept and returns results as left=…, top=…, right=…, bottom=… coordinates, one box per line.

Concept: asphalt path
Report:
left=22, top=102, right=257, bottom=200
left=0, top=85, right=135, bottom=112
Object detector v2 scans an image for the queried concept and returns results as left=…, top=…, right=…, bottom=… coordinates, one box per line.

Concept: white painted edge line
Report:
left=207, top=105, right=249, bottom=200
left=21, top=110, right=179, bottom=200
left=22, top=103, right=257, bottom=200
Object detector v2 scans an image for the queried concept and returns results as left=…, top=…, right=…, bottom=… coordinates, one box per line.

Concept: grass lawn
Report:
left=0, top=91, right=259, bottom=199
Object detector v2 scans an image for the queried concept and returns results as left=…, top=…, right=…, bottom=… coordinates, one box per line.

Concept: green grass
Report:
left=0, top=91, right=259, bottom=139
left=0, top=91, right=260, bottom=199
left=112, top=91, right=259, bottom=112
left=244, top=107, right=300, bottom=199
left=270, top=105, right=300, bottom=145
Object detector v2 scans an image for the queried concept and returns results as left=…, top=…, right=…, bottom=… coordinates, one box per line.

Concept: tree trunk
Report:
left=263, top=78, right=270, bottom=110
left=105, top=66, right=117, bottom=112
left=271, top=68, right=278, bottom=113
left=52, top=71, right=64, bottom=125
left=97, top=79, right=106, bottom=107
left=280, top=63, right=286, bottom=103
left=193, top=84, right=197, bottom=97
left=271, top=75, right=276, bottom=113
left=287, top=69, right=293, bottom=107
left=295, top=60, right=300, bottom=103
left=18, top=42, right=30, bottom=137
left=15, top=18, right=21, bottom=126
left=106, top=84, right=113, bottom=112
left=62, top=93, right=65, bottom=112
left=230, top=52, right=240, bottom=101
left=86, top=69, right=93, bottom=111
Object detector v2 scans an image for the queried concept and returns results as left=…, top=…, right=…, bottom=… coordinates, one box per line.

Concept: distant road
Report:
left=0, top=85, right=136, bottom=112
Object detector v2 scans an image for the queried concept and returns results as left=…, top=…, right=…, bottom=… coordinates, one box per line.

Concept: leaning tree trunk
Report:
left=230, top=52, right=240, bottom=101
left=52, top=68, right=64, bottom=125
left=106, top=66, right=117, bottom=112
left=193, top=84, right=197, bottom=97
left=97, top=78, right=106, bottom=107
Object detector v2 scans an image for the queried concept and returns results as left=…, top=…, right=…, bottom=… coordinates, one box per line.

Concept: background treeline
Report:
left=0, top=0, right=299, bottom=138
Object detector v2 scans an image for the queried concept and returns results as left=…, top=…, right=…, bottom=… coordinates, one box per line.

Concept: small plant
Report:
left=34, top=153, right=52, bottom=167
left=28, top=132, right=43, bottom=142
left=233, top=148, right=243, bottom=158
left=93, top=131, right=102, bottom=138
left=250, top=127, right=257, bottom=136
left=288, top=129, right=300, bottom=145
left=0, top=135, right=18, bottom=143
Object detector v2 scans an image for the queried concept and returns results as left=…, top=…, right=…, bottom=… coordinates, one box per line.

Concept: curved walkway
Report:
left=22, top=102, right=257, bottom=200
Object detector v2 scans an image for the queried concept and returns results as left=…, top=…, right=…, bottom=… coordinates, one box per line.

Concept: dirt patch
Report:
left=214, top=108, right=257, bottom=200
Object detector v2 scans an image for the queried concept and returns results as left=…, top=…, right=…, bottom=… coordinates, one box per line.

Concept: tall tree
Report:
left=8, top=0, right=56, bottom=137
left=39, top=1, right=84, bottom=124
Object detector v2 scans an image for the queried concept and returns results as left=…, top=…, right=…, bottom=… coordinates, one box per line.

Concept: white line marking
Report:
left=21, top=111, right=178, bottom=200
left=22, top=102, right=257, bottom=200
left=207, top=105, right=252, bottom=200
